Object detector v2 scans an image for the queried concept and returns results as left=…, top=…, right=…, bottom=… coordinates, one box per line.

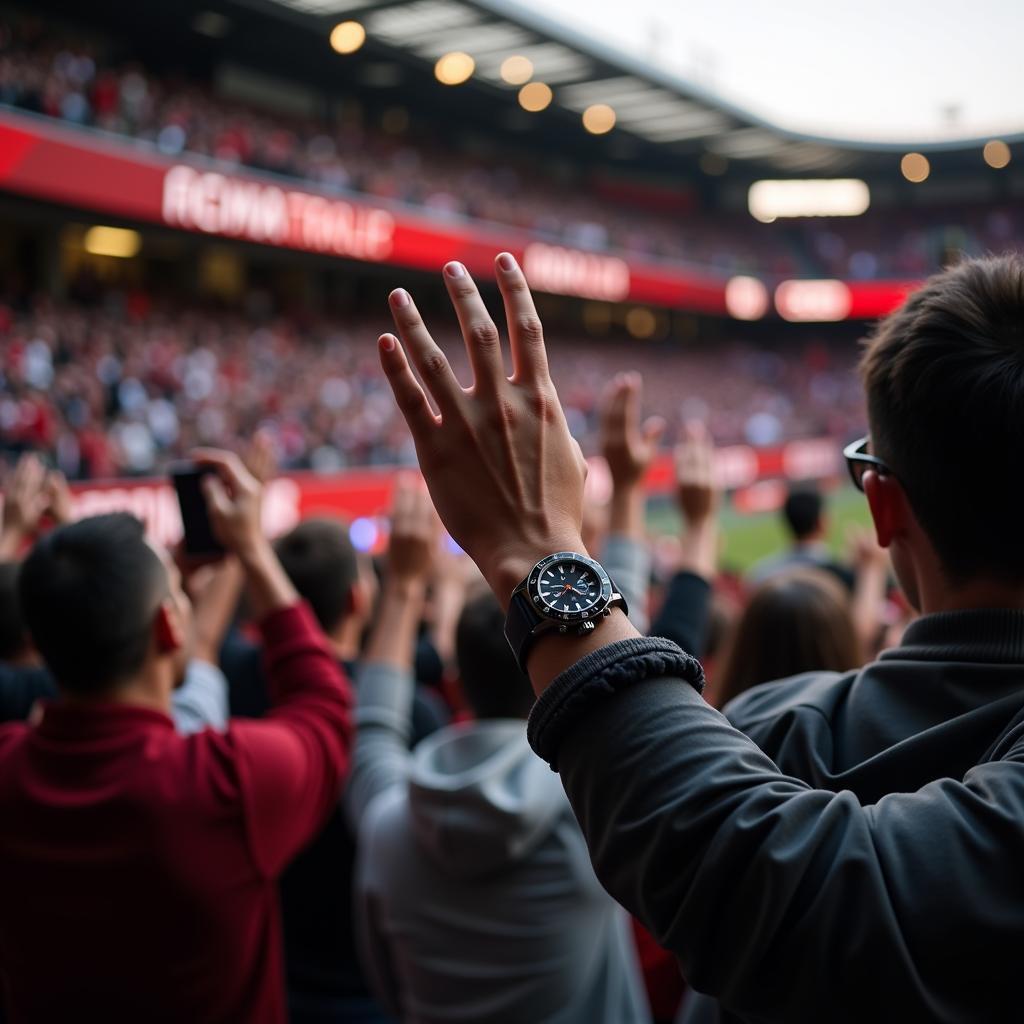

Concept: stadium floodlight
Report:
left=329, top=21, right=366, bottom=54
left=435, top=51, right=475, bottom=85
left=747, top=179, right=870, bottom=223
left=983, top=140, right=1011, bottom=169
left=725, top=276, right=770, bottom=320
left=775, top=280, right=852, bottom=322
left=83, top=227, right=141, bottom=259
left=518, top=82, right=553, bottom=112
left=900, top=153, right=930, bottom=183
left=582, top=104, right=616, bottom=135
left=501, top=55, right=534, bottom=85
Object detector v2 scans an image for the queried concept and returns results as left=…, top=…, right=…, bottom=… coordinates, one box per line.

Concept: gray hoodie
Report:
left=346, top=663, right=650, bottom=1024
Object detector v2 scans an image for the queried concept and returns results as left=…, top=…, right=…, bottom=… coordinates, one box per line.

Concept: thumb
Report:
left=201, top=474, right=233, bottom=522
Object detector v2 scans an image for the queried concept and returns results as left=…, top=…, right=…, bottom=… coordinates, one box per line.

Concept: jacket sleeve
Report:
left=603, top=534, right=652, bottom=634
left=648, top=571, right=711, bottom=656
left=528, top=638, right=1024, bottom=1024
left=231, top=603, right=354, bottom=877
left=353, top=794, right=406, bottom=1019
left=343, top=661, right=415, bottom=831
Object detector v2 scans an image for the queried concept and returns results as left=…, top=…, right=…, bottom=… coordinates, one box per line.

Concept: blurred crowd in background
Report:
left=0, top=293, right=865, bottom=479
left=1, top=17, right=1021, bottom=279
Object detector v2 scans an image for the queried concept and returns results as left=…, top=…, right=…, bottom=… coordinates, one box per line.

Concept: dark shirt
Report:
left=0, top=665, right=54, bottom=723
left=221, top=629, right=447, bottom=1010
left=526, top=616, right=1024, bottom=1023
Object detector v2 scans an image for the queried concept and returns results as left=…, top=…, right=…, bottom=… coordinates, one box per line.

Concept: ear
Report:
left=154, top=600, right=185, bottom=655
left=863, top=471, right=910, bottom=549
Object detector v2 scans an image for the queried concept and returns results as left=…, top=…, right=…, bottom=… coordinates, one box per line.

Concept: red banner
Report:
left=9, top=437, right=842, bottom=551
left=0, top=109, right=919, bottom=319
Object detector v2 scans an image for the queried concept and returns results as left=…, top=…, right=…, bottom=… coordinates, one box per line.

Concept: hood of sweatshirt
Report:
left=407, top=719, right=570, bottom=878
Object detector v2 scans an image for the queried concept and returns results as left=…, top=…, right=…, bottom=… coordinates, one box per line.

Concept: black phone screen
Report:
left=170, top=464, right=225, bottom=558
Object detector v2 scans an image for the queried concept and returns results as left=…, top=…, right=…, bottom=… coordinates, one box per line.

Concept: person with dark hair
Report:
left=377, top=253, right=1024, bottom=1022
left=748, top=483, right=852, bottom=586
left=346, top=481, right=648, bottom=1024
left=0, top=458, right=233, bottom=732
left=0, top=450, right=353, bottom=1023
left=713, top=567, right=863, bottom=708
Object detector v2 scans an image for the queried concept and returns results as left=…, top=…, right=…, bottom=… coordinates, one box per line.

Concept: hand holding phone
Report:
left=171, top=463, right=225, bottom=559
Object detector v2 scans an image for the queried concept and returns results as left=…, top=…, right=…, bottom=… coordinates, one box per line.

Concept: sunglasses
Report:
left=843, top=436, right=892, bottom=492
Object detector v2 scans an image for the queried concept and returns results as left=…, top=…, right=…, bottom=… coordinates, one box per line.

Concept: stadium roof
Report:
left=252, top=0, right=1024, bottom=174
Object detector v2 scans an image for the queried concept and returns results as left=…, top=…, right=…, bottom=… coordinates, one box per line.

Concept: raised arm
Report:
left=649, top=421, right=720, bottom=655
left=197, top=449, right=354, bottom=876
left=344, top=479, right=437, bottom=829
left=599, top=373, right=661, bottom=633
left=376, top=254, right=1024, bottom=1022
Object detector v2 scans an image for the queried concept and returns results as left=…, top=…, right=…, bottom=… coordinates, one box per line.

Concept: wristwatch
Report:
left=504, top=551, right=628, bottom=673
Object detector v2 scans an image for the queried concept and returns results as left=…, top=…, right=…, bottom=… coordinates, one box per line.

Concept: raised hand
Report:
left=675, top=421, right=719, bottom=527
left=600, top=372, right=664, bottom=491
left=386, top=476, right=439, bottom=585
left=378, top=254, right=587, bottom=603
left=674, top=421, right=721, bottom=581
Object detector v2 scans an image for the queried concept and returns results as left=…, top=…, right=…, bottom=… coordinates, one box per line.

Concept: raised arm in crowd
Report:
left=376, top=251, right=1024, bottom=1023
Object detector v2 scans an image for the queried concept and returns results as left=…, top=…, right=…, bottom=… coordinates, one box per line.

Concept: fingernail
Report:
left=380, top=334, right=396, bottom=352
left=445, top=261, right=466, bottom=279
left=497, top=252, right=516, bottom=272
left=391, top=289, right=410, bottom=308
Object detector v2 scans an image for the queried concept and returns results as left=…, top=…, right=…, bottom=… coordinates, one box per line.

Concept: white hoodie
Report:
left=346, top=663, right=650, bottom=1024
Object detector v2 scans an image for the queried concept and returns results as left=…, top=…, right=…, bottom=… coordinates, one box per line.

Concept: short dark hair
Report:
left=0, top=562, right=30, bottom=662
left=783, top=486, right=824, bottom=541
left=861, top=254, right=1024, bottom=584
left=19, top=514, right=167, bottom=694
left=456, top=593, right=534, bottom=720
left=274, top=518, right=357, bottom=633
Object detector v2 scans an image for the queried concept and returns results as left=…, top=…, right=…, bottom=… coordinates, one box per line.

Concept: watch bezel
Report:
left=526, top=551, right=614, bottom=626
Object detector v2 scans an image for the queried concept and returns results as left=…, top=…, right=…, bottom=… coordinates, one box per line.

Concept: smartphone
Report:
left=170, top=463, right=225, bottom=558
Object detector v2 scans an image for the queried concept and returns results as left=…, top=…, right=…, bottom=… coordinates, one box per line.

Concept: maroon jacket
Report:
left=0, top=603, right=353, bottom=1023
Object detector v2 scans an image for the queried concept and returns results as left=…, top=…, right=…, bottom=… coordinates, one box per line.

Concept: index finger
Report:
left=192, top=448, right=254, bottom=492
left=494, top=252, right=550, bottom=385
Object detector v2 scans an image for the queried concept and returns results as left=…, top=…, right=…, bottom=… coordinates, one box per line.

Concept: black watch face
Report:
left=528, top=553, right=613, bottom=624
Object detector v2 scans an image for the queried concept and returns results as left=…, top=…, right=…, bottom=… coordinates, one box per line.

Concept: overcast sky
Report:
left=528, top=0, right=1024, bottom=142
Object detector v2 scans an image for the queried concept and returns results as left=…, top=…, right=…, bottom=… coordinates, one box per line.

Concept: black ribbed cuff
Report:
left=527, top=637, right=704, bottom=770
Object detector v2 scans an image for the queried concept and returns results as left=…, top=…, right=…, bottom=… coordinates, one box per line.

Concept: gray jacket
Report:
left=346, top=661, right=649, bottom=1024
left=527, top=621, right=1024, bottom=1024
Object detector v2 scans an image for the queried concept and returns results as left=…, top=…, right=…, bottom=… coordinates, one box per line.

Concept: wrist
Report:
left=487, top=535, right=588, bottom=608
left=384, top=574, right=428, bottom=602
left=234, top=535, right=275, bottom=572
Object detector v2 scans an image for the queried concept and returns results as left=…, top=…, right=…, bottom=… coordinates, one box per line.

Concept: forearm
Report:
left=603, top=533, right=652, bottom=634
left=608, top=484, right=645, bottom=540
left=677, top=519, right=718, bottom=582
left=192, top=559, right=245, bottom=665
left=344, top=660, right=416, bottom=828
left=649, top=570, right=711, bottom=656
left=239, top=540, right=299, bottom=621
left=364, top=578, right=426, bottom=672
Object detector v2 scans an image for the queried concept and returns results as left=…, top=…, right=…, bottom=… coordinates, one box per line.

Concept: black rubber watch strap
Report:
left=504, top=590, right=545, bottom=673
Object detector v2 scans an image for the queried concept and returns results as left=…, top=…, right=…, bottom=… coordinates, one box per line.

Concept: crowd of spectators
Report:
left=2, top=16, right=1020, bottom=279
left=1, top=253, right=1023, bottom=1024
left=0, top=293, right=865, bottom=480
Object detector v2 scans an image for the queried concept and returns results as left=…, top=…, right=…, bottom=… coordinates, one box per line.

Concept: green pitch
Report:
left=647, top=486, right=873, bottom=574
